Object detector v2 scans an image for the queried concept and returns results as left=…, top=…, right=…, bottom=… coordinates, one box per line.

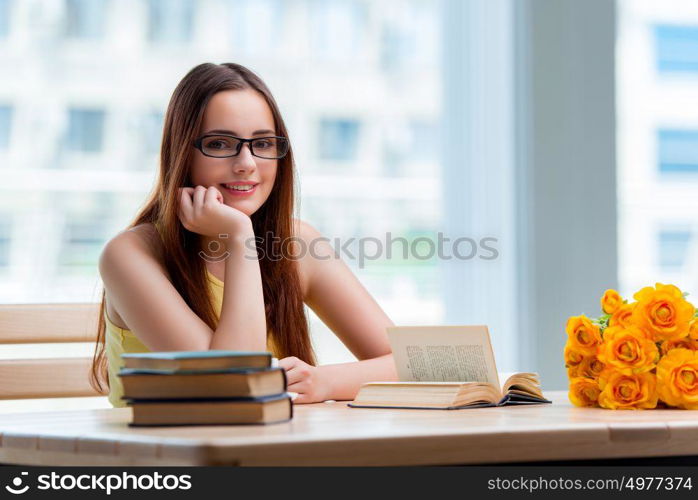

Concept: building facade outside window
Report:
left=617, top=0, right=698, bottom=296
left=64, top=0, right=107, bottom=39
left=66, top=108, right=105, bottom=153
left=655, top=24, right=698, bottom=73
left=658, top=129, right=698, bottom=175
left=0, top=105, right=11, bottom=150
left=0, top=0, right=11, bottom=39
left=147, top=0, right=194, bottom=43
left=318, top=118, right=361, bottom=162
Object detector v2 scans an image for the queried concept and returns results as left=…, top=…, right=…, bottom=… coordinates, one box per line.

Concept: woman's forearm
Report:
left=209, top=224, right=267, bottom=351
left=318, top=354, right=398, bottom=401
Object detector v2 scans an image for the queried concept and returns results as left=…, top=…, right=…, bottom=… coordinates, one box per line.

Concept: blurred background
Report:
left=0, top=0, right=696, bottom=402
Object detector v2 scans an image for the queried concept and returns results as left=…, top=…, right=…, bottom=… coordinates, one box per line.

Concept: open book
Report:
left=348, top=326, right=551, bottom=410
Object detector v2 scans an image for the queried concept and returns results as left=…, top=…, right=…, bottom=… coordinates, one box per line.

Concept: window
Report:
left=310, top=0, right=366, bottom=60
left=0, top=105, right=11, bottom=150
left=658, top=129, right=698, bottom=175
left=655, top=24, right=698, bottom=74
left=64, top=0, right=107, bottom=39
left=2, top=0, right=445, bottom=369
left=142, top=110, right=163, bottom=155
left=618, top=0, right=698, bottom=302
left=231, top=0, right=282, bottom=55
left=408, top=121, right=438, bottom=162
left=147, top=0, right=194, bottom=44
left=0, top=218, right=10, bottom=268
left=58, top=217, right=108, bottom=271
left=380, top=0, right=439, bottom=70
left=658, top=229, right=692, bottom=272
left=382, top=120, right=438, bottom=175
left=66, top=108, right=105, bottom=152
left=0, top=0, right=11, bottom=39
left=318, top=118, right=360, bottom=162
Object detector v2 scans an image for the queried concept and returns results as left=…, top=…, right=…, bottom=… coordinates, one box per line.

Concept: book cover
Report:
left=122, top=350, right=272, bottom=360
left=126, top=393, right=293, bottom=427
left=118, top=367, right=288, bottom=400
left=118, top=366, right=276, bottom=376
left=121, top=350, right=273, bottom=371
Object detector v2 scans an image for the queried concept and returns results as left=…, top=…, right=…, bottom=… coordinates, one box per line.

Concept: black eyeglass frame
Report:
left=193, top=134, right=290, bottom=160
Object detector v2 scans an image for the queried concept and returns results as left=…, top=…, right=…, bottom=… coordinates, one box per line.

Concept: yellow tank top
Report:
left=104, top=227, right=280, bottom=407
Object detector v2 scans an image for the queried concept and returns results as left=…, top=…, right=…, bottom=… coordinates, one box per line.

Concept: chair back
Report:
left=0, top=304, right=105, bottom=399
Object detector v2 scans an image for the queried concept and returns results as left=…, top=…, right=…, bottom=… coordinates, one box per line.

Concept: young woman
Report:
left=92, top=62, right=397, bottom=407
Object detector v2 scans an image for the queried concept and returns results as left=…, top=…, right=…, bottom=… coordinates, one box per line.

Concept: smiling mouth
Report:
left=220, top=183, right=258, bottom=195
left=221, top=183, right=256, bottom=191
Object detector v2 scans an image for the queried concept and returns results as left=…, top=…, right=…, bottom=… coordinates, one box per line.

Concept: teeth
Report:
left=225, top=184, right=254, bottom=191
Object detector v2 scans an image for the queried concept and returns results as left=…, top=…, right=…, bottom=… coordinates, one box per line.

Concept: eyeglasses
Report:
left=193, top=134, right=289, bottom=159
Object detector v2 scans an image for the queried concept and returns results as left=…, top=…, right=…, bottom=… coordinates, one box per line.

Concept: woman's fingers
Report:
left=283, top=367, right=303, bottom=386
left=178, top=188, right=194, bottom=223
left=292, top=393, right=312, bottom=404
left=177, top=185, right=246, bottom=236
left=278, top=357, right=303, bottom=385
left=204, top=185, right=223, bottom=206
left=277, top=357, right=296, bottom=371
left=287, top=380, right=308, bottom=393
left=192, top=185, right=207, bottom=213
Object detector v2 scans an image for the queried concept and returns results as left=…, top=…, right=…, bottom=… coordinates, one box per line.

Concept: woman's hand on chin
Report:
left=178, top=185, right=252, bottom=237
left=278, top=356, right=331, bottom=404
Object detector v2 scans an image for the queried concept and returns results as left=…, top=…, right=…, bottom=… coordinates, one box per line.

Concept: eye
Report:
left=203, top=137, right=237, bottom=151
left=204, top=138, right=231, bottom=150
left=253, top=138, right=275, bottom=149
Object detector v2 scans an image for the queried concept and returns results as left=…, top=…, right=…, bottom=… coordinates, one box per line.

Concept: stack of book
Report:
left=118, top=351, right=292, bottom=426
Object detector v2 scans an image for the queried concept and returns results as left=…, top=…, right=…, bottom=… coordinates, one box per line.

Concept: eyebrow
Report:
left=204, top=129, right=276, bottom=136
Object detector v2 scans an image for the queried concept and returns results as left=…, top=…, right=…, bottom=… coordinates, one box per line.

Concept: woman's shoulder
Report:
left=291, top=218, right=332, bottom=257
left=99, top=223, right=165, bottom=276
left=291, top=218, right=336, bottom=299
left=292, top=218, right=325, bottom=242
left=107, top=222, right=160, bottom=247
left=100, top=223, right=166, bottom=330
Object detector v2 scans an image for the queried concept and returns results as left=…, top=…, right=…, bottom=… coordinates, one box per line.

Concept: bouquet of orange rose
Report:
left=565, top=283, right=698, bottom=410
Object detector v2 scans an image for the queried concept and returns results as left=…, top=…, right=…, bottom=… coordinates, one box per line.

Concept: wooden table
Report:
left=1, top=391, right=697, bottom=466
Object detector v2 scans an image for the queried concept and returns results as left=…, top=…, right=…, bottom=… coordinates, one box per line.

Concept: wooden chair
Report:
left=0, top=304, right=107, bottom=400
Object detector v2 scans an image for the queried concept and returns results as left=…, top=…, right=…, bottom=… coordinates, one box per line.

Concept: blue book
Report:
left=121, top=350, right=272, bottom=371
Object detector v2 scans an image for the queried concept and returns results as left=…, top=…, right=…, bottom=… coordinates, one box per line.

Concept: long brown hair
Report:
left=90, top=63, right=315, bottom=393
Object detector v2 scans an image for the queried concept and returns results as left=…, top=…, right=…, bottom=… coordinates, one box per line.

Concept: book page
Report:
left=499, top=371, right=520, bottom=391
left=387, top=326, right=500, bottom=387
left=499, top=372, right=545, bottom=399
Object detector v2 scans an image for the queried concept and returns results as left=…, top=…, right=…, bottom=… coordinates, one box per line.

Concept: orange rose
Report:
left=566, top=315, right=602, bottom=355
left=656, top=348, right=698, bottom=409
left=569, top=377, right=601, bottom=407
left=689, top=320, right=698, bottom=341
left=632, top=283, right=695, bottom=342
left=601, top=289, right=623, bottom=315
left=659, top=337, right=698, bottom=356
left=597, top=370, right=658, bottom=410
left=569, top=355, right=605, bottom=379
left=609, top=302, right=636, bottom=329
left=597, top=325, right=658, bottom=375
left=564, top=342, right=586, bottom=377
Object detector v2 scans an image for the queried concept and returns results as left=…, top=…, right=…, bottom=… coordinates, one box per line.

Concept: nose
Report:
left=232, top=143, right=257, bottom=173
